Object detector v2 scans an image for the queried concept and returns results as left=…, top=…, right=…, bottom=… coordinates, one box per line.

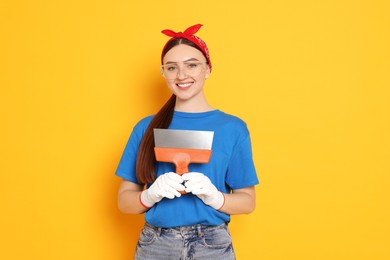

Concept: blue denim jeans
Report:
left=135, top=222, right=235, bottom=260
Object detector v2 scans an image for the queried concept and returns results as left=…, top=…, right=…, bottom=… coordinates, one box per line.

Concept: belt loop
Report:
left=196, top=225, right=202, bottom=237
left=156, top=227, right=162, bottom=237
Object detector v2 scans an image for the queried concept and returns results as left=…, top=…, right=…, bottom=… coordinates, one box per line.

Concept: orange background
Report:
left=1, top=0, right=389, bottom=259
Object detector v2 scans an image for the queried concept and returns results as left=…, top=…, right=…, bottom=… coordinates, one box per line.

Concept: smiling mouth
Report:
left=176, top=82, right=193, bottom=88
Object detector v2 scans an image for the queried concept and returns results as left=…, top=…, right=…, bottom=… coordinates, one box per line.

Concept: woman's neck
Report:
left=174, top=97, right=214, bottom=113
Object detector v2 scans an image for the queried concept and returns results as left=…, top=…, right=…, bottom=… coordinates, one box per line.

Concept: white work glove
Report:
left=182, top=172, right=225, bottom=210
left=140, top=172, right=185, bottom=208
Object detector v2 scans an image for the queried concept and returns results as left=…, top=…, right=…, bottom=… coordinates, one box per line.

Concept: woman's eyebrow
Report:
left=165, top=58, right=200, bottom=64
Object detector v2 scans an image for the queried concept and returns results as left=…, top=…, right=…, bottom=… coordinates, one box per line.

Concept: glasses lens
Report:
left=161, top=62, right=205, bottom=79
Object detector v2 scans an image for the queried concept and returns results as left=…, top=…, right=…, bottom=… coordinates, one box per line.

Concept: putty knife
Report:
left=154, top=128, right=214, bottom=193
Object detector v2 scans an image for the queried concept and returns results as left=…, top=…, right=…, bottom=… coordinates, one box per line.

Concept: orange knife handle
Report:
left=163, top=151, right=189, bottom=174
left=176, top=163, right=188, bottom=194
left=173, top=153, right=190, bottom=194
left=175, top=161, right=189, bottom=175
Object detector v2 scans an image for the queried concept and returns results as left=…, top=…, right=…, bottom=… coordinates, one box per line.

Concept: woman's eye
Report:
left=166, top=66, right=177, bottom=71
left=186, top=63, right=198, bottom=69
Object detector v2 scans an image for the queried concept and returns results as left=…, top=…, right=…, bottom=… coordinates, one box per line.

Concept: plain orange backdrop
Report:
left=1, top=0, right=389, bottom=259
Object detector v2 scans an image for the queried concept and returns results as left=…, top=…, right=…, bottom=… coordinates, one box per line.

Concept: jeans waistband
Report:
left=144, top=222, right=227, bottom=237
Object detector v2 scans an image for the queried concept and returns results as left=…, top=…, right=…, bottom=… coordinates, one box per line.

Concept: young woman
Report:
left=116, top=24, right=259, bottom=260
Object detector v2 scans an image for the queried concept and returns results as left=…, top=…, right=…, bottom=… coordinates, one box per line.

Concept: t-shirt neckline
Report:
left=173, top=109, right=221, bottom=118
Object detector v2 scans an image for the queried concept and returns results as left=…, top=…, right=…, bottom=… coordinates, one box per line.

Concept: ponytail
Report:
left=136, top=94, right=176, bottom=184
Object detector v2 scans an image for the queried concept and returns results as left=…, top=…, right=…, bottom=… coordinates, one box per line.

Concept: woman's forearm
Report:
left=118, top=190, right=148, bottom=214
left=117, top=180, right=147, bottom=214
left=218, top=186, right=256, bottom=215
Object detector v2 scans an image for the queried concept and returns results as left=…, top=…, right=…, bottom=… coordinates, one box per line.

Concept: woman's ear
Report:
left=205, top=66, right=211, bottom=79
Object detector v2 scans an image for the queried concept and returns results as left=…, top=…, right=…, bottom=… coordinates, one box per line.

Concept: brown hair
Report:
left=135, top=38, right=209, bottom=184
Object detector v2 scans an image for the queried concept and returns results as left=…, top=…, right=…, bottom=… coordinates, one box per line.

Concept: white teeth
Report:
left=177, top=83, right=192, bottom=88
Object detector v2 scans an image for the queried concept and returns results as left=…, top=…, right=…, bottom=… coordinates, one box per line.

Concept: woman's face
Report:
left=162, top=44, right=210, bottom=103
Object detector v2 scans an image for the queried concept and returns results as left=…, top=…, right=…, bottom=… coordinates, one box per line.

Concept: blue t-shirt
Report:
left=116, top=110, right=259, bottom=228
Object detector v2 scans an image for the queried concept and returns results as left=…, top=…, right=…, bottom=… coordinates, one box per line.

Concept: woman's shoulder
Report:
left=132, top=114, right=154, bottom=132
left=217, top=110, right=248, bottom=129
left=137, top=114, right=154, bottom=124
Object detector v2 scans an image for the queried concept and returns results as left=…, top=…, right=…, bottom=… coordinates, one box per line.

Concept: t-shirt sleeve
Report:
left=225, top=132, right=259, bottom=190
left=115, top=119, right=150, bottom=184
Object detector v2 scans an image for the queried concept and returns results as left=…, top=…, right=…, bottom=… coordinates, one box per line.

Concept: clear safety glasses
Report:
left=160, top=61, right=207, bottom=80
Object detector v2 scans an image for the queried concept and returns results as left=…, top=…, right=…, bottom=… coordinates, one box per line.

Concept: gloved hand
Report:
left=182, top=172, right=225, bottom=210
left=140, top=172, right=185, bottom=208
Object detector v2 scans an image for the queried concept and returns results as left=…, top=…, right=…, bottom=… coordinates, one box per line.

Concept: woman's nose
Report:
left=177, top=67, right=188, bottom=79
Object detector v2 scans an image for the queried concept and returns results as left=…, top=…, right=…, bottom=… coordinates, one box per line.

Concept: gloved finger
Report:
left=190, top=187, right=210, bottom=195
left=182, top=172, right=204, bottom=181
left=166, top=172, right=184, bottom=183
left=182, top=174, right=207, bottom=187
left=185, top=186, right=202, bottom=194
left=160, top=190, right=176, bottom=199
left=186, top=185, right=209, bottom=194
left=166, top=178, right=186, bottom=191
left=163, top=186, right=182, bottom=198
left=184, top=178, right=206, bottom=189
left=185, top=179, right=210, bottom=193
left=184, top=175, right=210, bottom=189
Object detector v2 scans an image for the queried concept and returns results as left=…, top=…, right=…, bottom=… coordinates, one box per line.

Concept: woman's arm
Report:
left=219, top=186, right=256, bottom=215
left=117, top=180, right=147, bottom=214
left=117, top=173, right=186, bottom=214
left=182, top=172, right=256, bottom=215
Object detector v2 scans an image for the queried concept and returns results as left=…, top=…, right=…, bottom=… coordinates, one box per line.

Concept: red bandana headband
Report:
left=161, top=24, right=212, bottom=71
